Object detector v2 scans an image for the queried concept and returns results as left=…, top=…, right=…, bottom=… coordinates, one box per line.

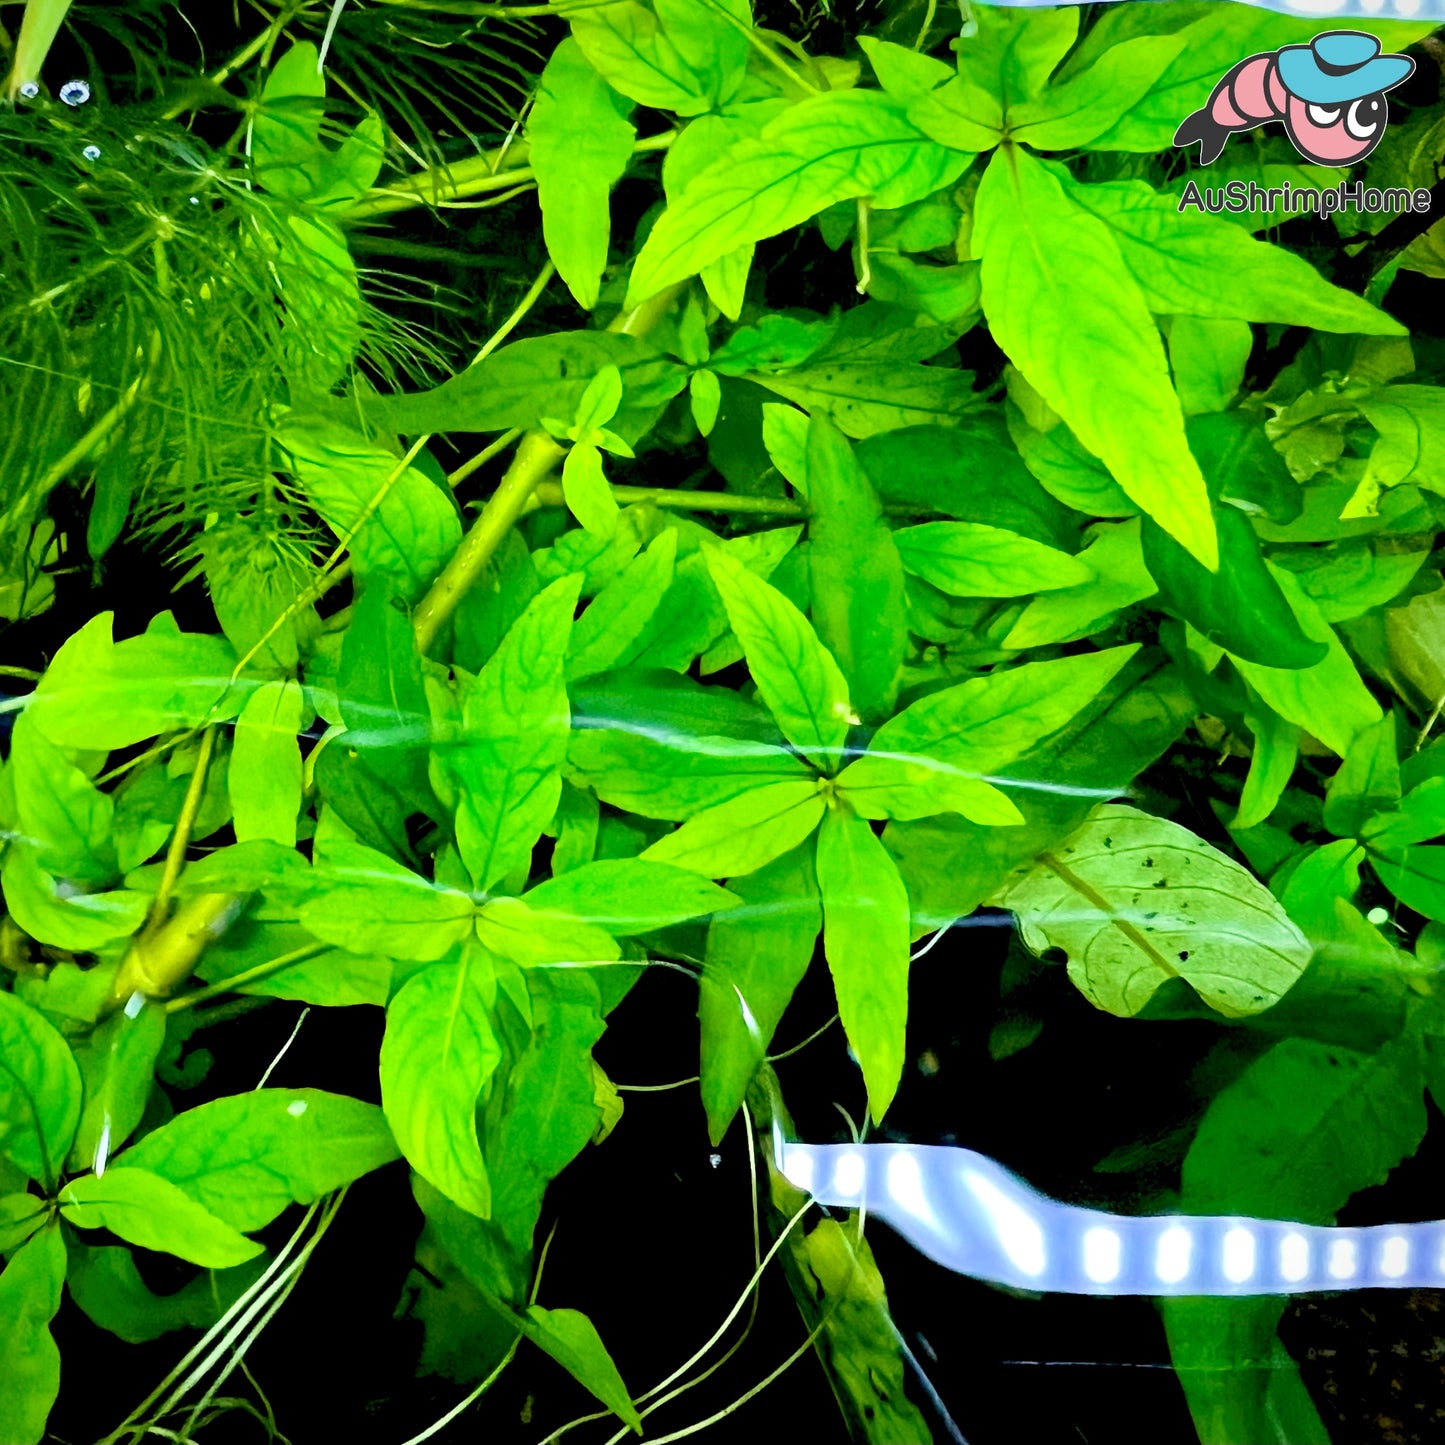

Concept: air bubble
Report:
left=18, top=81, right=40, bottom=100
left=82, top=144, right=101, bottom=162
left=59, top=79, right=91, bottom=106
left=1367, top=906, right=1390, bottom=925
left=188, top=195, right=201, bottom=205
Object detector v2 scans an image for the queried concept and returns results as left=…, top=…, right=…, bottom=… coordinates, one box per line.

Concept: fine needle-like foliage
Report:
left=2, top=1, right=1445, bottom=1442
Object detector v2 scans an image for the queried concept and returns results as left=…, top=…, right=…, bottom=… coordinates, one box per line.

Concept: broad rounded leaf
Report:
left=995, top=803, right=1312, bottom=1018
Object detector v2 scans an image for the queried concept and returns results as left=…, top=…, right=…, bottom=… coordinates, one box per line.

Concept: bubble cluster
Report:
left=59, top=79, right=91, bottom=106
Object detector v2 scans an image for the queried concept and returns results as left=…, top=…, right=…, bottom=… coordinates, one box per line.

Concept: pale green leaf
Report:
left=9, top=711, right=114, bottom=884
left=894, top=521, right=1093, bottom=597
left=67, top=1003, right=166, bottom=1175
left=229, top=679, right=304, bottom=846
left=563, top=443, right=620, bottom=538
left=118, top=1087, right=400, bottom=1232
left=526, top=1305, right=642, bottom=1432
left=60, top=1168, right=263, bottom=1268
left=1, top=847, right=149, bottom=953
left=836, top=754, right=1023, bottom=826
left=523, top=858, right=739, bottom=935
left=568, top=531, right=677, bottom=681
left=642, top=780, right=826, bottom=879
left=995, top=803, right=1313, bottom=1018
left=473, top=896, right=620, bottom=970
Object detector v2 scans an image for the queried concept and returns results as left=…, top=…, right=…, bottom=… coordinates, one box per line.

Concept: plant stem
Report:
left=150, top=725, right=217, bottom=928
left=529, top=482, right=805, bottom=517
left=164, top=943, right=330, bottom=1014
left=413, top=429, right=565, bottom=654
left=351, top=131, right=672, bottom=220
left=448, top=427, right=523, bottom=490
left=412, top=282, right=686, bottom=655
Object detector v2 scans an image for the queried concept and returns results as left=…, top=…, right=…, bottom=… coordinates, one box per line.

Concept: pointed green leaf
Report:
left=836, top=755, right=1023, bottom=826
left=381, top=949, right=502, bottom=1218
left=568, top=531, right=677, bottom=681
left=894, top=521, right=1094, bottom=598
left=229, top=678, right=305, bottom=846
left=0, top=1226, right=66, bottom=1445
left=9, top=712, right=115, bottom=885
left=703, top=547, right=851, bottom=769
left=627, top=91, right=970, bottom=305
left=526, top=1305, right=642, bottom=1433
left=67, top=1002, right=166, bottom=1175
left=529, top=40, right=635, bottom=310
left=0, top=989, right=81, bottom=1187
left=60, top=1168, right=262, bottom=1268
left=817, top=807, right=911, bottom=1123
left=1, top=847, right=149, bottom=953
left=642, top=780, right=826, bottom=880
left=524, top=858, right=739, bottom=935
left=975, top=148, right=1216, bottom=569
left=451, top=575, right=583, bottom=892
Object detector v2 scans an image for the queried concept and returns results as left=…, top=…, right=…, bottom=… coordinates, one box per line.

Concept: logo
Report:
left=1173, top=30, right=1414, bottom=167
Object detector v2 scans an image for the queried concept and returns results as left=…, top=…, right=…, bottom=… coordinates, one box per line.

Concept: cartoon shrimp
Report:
left=1173, top=30, right=1415, bottom=167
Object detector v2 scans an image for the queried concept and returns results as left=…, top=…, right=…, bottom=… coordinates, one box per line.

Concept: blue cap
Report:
left=1277, top=30, right=1414, bottom=105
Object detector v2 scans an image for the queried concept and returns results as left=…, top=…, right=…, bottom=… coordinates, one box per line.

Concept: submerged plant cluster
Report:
left=1, top=1, right=1444, bottom=1441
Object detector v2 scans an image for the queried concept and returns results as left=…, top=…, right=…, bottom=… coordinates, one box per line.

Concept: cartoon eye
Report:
left=1346, top=96, right=1384, bottom=141
left=1307, top=103, right=1342, bottom=126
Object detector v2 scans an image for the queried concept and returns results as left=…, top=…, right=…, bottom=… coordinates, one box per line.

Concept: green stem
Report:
left=351, top=131, right=672, bottom=220
left=164, top=943, right=330, bottom=1014
left=529, top=481, right=805, bottom=518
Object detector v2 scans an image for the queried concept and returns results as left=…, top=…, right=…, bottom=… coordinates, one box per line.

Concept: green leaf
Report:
left=1184, top=1033, right=1426, bottom=1221
left=974, top=149, right=1216, bottom=569
left=476, top=969, right=608, bottom=1252
left=528, top=39, right=635, bottom=310
left=473, top=896, right=620, bottom=971
left=857, top=36, right=952, bottom=103
left=994, top=803, right=1313, bottom=1018
left=1008, top=36, right=1187, bottom=150
left=1072, top=179, right=1406, bottom=336
left=1229, top=566, right=1382, bottom=758
left=381, top=947, right=502, bottom=1218
left=66, top=1241, right=267, bottom=1345
left=1, top=847, right=149, bottom=953
left=894, top=521, right=1093, bottom=597
left=196, top=919, right=393, bottom=1008
left=569, top=723, right=808, bottom=822
left=0, top=989, right=81, bottom=1187
left=280, top=420, right=462, bottom=603
left=568, top=531, right=677, bottom=681
left=1370, top=844, right=1445, bottom=922
left=229, top=679, right=304, bottom=846
left=562, top=442, right=620, bottom=538
left=0, top=1226, right=66, bottom=1445
left=9, top=711, right=115, bottom=884
left=454, top=529, right=540, bottom=676
left=855, top=420, right=1077, bottom=549
left=60, top=1168, right=263, bottom=1268
left=1235, top=702, right=1299, bottom=833
left=27, top=612, right=242, bottom=751
left=699, top=842, right=820, bottom=1145
left=525, top=1305, right=642, bottom=1433
left=957, top=3, right=1078, bottom=97
left=302, top=841, right=476, bottom=960
left=567, top=0, right=749, bottom=117
left=450, top=575, right=582, bottom=892
left=905, top=74, right=1003, bottom=151
left=1356, top=385, right=1445, bottom=514
left=253, top=43, right=384, bottom=209
left=523, top=859, right=738, bottom=935
left=117, top=1087, right=400, bottom=1232
left=1004, top=520, right=1159, bottom=649
left=364, top=333, right=688, bottom=440
left=627, top=91, right=971, bottom=306
left=1168, top=318, right=1252, bottom=417
left=835, top=753, right=1022, bottom=827
left=0, top=1194, right=46, bottom=1253
left=704, top=547, right=852, bottom=770
left=275, top=213, right=362, bottom=395
left=802, top=416, right=907, bottom=721
left=817, top=807, right=911, bottom=1123
left=642, top=780, right=826, bottom=880
left=66, top=1002, right=166, bottom=1175
left=1324, top=713, right=1401, bottom=838
left=863, top=647, right=1138, bottom=778
left=1141, top=506, right=1325, bottom=668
